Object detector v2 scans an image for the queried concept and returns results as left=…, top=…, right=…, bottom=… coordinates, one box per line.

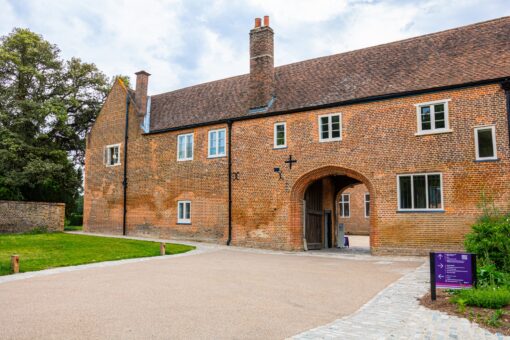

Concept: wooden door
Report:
left=305, top=181, right=323, bottom=250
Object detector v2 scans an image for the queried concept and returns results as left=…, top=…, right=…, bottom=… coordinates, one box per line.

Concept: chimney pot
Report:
left=263, top=16, right=269, bottom=27
left=255, top=18, right=261, bottom=28
left=135, top=70, right=150, bottom=117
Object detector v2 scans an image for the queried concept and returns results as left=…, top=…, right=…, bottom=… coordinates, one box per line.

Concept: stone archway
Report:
left=289, top=166, right=376, bottom=251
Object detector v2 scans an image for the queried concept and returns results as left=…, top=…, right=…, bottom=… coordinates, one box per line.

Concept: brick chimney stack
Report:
left=249, top=16, right=274, bottom=110
left=135, top=70, right=150, bottom=117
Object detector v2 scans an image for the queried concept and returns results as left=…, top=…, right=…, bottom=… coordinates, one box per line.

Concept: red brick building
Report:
left=84, top=16, right=510, bottom=255
left=337, top=184, right=371, bottom=236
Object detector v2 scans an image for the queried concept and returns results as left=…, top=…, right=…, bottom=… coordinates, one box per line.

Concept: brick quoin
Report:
left=84, top=17, right=510, bottom=255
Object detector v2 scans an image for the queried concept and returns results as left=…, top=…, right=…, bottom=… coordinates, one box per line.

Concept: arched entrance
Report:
left=290, top=166, right=375, bottom=251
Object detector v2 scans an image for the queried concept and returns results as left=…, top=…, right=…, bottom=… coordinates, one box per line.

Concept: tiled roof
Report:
left=149, top=16, right=510, bottom=132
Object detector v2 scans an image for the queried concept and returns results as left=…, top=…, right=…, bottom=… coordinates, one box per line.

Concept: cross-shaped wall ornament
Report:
left=284, top=155, right=297, bottom=169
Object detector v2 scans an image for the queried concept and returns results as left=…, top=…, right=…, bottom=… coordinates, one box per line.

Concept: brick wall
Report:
left=337, top=184, right=370, bottom=235
left=0, top=200, right=65, bottom=233
left=84, top=82, right=510, bottom=255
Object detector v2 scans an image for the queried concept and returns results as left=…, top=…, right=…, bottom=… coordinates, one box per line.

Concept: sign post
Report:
left=430, top=252, right=477, bottom=301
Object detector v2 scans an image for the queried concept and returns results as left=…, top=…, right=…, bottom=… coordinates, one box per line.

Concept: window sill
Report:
left=106, top=163, right=121, bottom=167
left=319, top=138, right=342, bottom=143
left=397, top=210, right=445, bottom=214
left=415, top=129, right=452, bottom=136
left=474, top=158, right=499, bottom=163
left=273, top=146, right=287, bottom=150
left=177, top=159, right=193, bottom=162
left=207, top=155, right=227, bottom=159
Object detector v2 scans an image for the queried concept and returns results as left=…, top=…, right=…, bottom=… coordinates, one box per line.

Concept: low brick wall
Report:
left=0, top=200, right=65, bottom=233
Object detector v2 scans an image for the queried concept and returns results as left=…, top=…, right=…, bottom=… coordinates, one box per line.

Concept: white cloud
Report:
left=1, top=0, right=509, bottom=94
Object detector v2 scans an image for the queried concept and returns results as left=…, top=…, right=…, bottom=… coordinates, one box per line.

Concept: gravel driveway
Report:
left=0, top=245, right=421, bottom=339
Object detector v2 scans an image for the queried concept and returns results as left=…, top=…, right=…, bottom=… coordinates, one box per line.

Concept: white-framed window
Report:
left=474, top=125, right=497, bottom=161
left=208, top=128, right=226, bottom=158
left=318, top=113, right=342, bottom=142
left=397, top=173, right=443, bottom=211
left=104, top=144, right=121, bottom=166
left=274, top=122, right=286, bottom=148
left=364, top=193, right=370, bottom=218
left=415, top=99, right=451, bottom=135
left=177, top=200, right=191, bottom=224
left=177, top=133, right=194, bottom=161
left=339, top=193, right=350, bottom=217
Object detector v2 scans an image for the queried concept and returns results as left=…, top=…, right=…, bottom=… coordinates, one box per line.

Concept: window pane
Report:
left=321, top=117, right=329, bottom=139
left=434, top=105, right=445, bottom=129
left=428, top=175, right=442, bottom=209
left=209, top=132, right=217, bottom=155
left=178, top=136, right=185, bottom=159
left=344, top=203, right=350, bottom=217
left=477, top=129, right=494, bottom=158
left=185, top=202, right=191, bottom=219
left=276, top=125, right=285, bottom=146
left=186, top=135, right=193, bottom=158
left=218, top=131, right=225, bottom=155
left=365, top=201, right=370, bottom=217
left=178, top=203, right=184, bottom=219
left=413, top=175, right=426, bottom=209
left=421, top=106, right=431, bottom=130
left=331, top=115, right=340, bottom=138
left=399, top=176, right=412, bottom=209
left=109, top=147, right=115, bottom=165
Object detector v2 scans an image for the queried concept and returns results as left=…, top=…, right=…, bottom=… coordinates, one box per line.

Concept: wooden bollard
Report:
left=11, top=255, right=19, bottom=274
left=160, top=243, right=166, bottom=256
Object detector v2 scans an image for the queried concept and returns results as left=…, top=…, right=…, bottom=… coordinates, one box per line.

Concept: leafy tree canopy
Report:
left=0, top=28, right=126, bottom=213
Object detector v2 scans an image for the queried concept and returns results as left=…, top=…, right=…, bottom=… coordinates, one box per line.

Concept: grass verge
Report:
left=0, top=232, right=195, bottom=276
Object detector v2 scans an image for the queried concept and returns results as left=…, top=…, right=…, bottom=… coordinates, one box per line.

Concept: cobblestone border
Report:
left=291, top=263, right=509, bottom=340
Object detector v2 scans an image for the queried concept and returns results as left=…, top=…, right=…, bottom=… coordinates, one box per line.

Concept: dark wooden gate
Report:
left=305, top=180, right=323, bottom=250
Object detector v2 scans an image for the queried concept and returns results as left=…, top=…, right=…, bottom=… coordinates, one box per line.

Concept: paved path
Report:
left=0, top=237, right=420, bottom=340
left=2, top=233, right=504, bottom=339
left=292, top=263, right=509, bottom=340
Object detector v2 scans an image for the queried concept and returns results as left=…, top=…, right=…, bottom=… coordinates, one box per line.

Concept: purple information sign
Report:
left=434, top=252, right=474, bottom=289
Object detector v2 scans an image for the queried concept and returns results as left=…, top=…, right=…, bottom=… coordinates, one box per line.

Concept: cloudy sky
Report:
left=1, top=0, right=509, bottom=94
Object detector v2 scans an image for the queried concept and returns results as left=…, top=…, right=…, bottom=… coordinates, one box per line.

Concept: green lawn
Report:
left=0, top=233, right=195, bottom=276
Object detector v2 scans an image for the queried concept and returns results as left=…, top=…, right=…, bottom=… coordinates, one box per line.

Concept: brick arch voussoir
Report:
left=290, top=165, right=374, bottom=202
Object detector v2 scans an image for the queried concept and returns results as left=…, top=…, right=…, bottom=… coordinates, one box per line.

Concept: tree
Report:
left=0, top=28, right=122, bottom=214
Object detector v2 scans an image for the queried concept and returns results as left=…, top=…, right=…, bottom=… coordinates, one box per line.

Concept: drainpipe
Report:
left=501, top=79, right=510, bottom=146
left=122, top=95, right=130, bottom=236
left=227, top=120, right=233, bottom=245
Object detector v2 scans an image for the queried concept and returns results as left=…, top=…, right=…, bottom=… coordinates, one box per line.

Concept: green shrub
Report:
left=453, top=287, right=510, bottom=309
left=464, top=213, right=510, bottom=272
left=67, top=213, right=83, bottom=227
left=477, top=264, right=510, bottom=288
